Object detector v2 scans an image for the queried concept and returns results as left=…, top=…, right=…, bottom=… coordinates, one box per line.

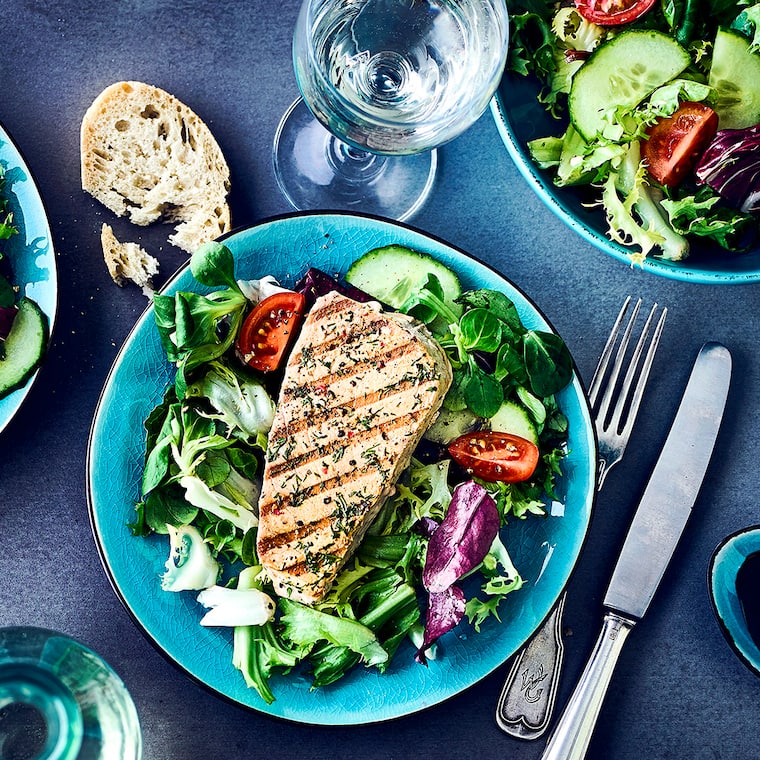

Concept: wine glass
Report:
left=0, top=627, right=142, bottom=760
left=273, top=0, right=509, bottom=221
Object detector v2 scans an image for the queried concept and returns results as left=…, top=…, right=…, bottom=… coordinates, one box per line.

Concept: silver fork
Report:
left=495, top=296, right=667, bottom=741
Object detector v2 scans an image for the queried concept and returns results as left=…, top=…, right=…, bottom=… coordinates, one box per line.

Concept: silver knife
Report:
left=540, top=342, right=732, bottom=760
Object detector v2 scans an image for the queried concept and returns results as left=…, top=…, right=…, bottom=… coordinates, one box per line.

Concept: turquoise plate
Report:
left=87, top=213, right=595, bottom=724
left=491, top=74, right=760, bottom=284
left=709, top=525, right=760, bottom=676
left=0, top=122, right=57, bottom=433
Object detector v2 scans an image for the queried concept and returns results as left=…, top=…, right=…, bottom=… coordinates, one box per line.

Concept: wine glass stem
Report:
left=273, top=97, right=437, bottom=221
left=326, top=138, right=387, bottom=184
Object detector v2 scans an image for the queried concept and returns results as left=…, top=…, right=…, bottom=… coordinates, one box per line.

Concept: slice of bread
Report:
left=81, top=81, right=231, bottom=254
left=101, top=223, right=159, bottom=292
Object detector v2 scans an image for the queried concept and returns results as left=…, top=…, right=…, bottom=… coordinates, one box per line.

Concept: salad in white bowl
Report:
left=505, top=0, right=760, bottom=264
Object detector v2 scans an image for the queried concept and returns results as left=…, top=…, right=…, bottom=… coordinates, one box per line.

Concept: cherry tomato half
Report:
left=641, top=101, right=719, bottom=187
left=574, top=0, right=656, bottom=25
left=448, top=431, right=539, bottom=483
left=236, top=291, right=306, bottom=373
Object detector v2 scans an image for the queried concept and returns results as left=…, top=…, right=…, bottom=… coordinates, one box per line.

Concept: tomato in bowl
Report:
left=492, top=74, right=760, bottom=283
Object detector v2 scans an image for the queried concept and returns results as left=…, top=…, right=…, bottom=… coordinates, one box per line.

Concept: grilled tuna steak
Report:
left=257, top=291, right=453, bottom=604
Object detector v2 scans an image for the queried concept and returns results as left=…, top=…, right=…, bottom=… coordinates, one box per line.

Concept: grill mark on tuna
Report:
left=267, top=557, right=339, bottom=583
left=258, top=466, right=377, bottom=519
left=273, top=561, right=309, bottom=580
left=257, top=515, right=333, bottom=556
left=283, top=339, right=416, bottom=398
left=269, top=378, right=431, bottom=447
left=292, top=318, right=391, bottom=358
left=306, top=294, right=369, bottom=324
left=265, top=407, right=425, bottom=479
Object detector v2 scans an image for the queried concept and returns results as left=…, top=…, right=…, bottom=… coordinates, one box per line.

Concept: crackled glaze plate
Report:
left=0, top=122, right=57, bottom=433
left=87, top=213, right=595, bottom=724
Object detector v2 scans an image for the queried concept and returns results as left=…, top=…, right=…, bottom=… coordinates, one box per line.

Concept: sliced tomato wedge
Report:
left=447, top=431, right=539, bottom=483
left=641, top=101, right=719, bottom=187
left=574, top=0, right=656, bottom=25
left=236, top=291, right=306, bottom=373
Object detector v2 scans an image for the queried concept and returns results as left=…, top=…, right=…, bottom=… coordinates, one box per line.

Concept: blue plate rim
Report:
left=86, top=210, right=597, bottom=724
left=708, top=524, right=760, bottom=677
left=0, top=119, right=58, bottom=434
left=490, top=80, right=760, bottom=285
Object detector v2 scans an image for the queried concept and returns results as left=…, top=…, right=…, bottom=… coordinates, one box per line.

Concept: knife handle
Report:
left=541, top=611, right=635, bottom=760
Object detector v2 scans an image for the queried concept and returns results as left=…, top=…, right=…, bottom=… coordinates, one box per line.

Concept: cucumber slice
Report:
left=569, top=30, right=690, bottom=141
left=0, top=297, right=48, bottom=398
left=709, top=29, right=760, bottom=130
left=346, top=245, right=462, bottom=318
left=488, top=400, right=538, bottom=445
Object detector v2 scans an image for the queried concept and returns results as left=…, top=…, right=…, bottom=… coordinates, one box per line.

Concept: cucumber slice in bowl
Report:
left=569, top=30, right=691, bottom=142
left=424, top=406, right=482, bottom=445
left=709, top=28, right=760, bottom=130
left=0, top=297, right=48, bottom=399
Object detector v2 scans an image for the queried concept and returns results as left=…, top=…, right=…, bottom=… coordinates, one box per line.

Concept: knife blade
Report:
left=604, top=341, right=731, bottom=619
left=541, top=342, right=731, bottom=760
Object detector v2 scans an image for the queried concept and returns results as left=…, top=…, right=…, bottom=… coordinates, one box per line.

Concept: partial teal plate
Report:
left=491, top=74, right=760, bottom=284
left=0, top=122, right=57, bottom=433
left=87, top=213, right=595, bottom=725
left=709, top=525, right=760, bottom=676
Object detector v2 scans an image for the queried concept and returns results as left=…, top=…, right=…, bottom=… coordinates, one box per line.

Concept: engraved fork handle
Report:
left=497, top=461, right=610, bottom=740
left=495, top=595, right=565, bottom=738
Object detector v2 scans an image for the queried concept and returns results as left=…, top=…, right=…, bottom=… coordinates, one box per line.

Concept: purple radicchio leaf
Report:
left=294, top=267, right=376, bottom=310
left=413, top=516, right=440, bottom=539
left=415, top=585, right=466, bottom=665
left=695, top=124, right=760, bottom=214
left=422, top=480, right=501, bottom=594
left=0, top=305, right=18, bottom=341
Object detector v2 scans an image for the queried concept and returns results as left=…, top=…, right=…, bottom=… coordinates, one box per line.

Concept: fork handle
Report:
left=495, top=595, right=566, bottom=739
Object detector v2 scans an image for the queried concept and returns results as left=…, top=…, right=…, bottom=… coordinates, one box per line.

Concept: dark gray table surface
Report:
left=2, top=1, right=759, bottom=758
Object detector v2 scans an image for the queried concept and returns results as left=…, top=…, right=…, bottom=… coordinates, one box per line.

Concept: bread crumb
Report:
left=101, top=223, right=159, bottom=295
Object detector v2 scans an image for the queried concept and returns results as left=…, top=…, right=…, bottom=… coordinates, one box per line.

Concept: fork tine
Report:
left=611, top=304, right=667, bottom=438
left=591, top=298, right=642, bottom=422
left=588, top=296, right=633, bottom=406
left=592, top=297, right=667, bottom=490
left=596, top=299, right=668, bottom=436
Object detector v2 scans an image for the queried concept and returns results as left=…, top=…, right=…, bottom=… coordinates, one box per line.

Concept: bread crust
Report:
left=81, top=81, right=231, bottom=254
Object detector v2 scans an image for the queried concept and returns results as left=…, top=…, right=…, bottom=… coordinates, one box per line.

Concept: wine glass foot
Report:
left=273, top=97, right=437, bottom=222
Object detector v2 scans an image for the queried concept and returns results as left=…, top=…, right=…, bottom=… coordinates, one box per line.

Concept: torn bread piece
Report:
left=101, top=223, right=159, bottom=291
left=81, top=81, right=231, bottom=254
left=257, top=291, right=453, bottom=605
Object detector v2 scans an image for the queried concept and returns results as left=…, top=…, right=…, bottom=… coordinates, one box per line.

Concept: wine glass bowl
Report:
left=274, top=0, right=508, bottom=220
left=294, top=0, right=509, bottom=154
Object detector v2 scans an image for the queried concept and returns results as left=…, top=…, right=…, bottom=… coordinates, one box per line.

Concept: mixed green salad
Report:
left=130, top=241, right=574, bottom=703
left=0, top=165, right=48, bottom=399
left=507, top=0, right=760, bottom=262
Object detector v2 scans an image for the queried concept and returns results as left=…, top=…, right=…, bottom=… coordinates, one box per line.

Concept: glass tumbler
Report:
left=0, top=626, right=141, bottom=760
